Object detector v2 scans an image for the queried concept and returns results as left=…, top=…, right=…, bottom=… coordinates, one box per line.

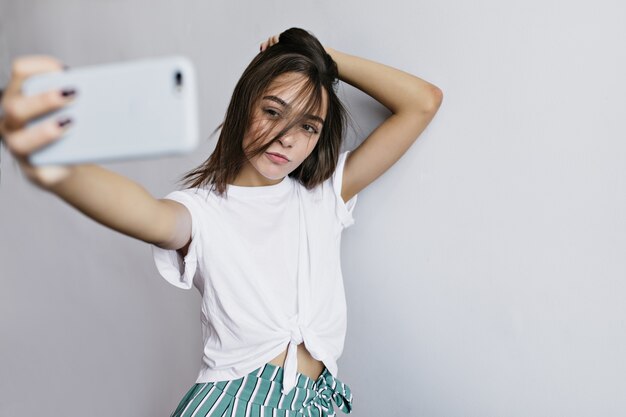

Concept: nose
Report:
left=277, top=131, right=296, bottom=148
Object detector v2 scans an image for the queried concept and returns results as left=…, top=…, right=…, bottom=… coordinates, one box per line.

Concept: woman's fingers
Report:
left=0, top=55, right=67, bottom=134
left=3, top=116, right=71, bottom=159
left=2, top=88, right=76, bottom=131
left=260, top=39, right=270, bottom=52
left=0, top=55, right=75, bottom=189
left=260, top=34, right=280, bottom=52
left=4, top=55, right=65, bottom=98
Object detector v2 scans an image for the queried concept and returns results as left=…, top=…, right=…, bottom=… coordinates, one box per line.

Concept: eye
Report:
left=264, top=108, right=280, bottom=118
left=302, top=124, right=319, bottom=134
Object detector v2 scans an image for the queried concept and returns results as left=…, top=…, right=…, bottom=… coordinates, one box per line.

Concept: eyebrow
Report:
left=262, top=95, right=325, bottom=125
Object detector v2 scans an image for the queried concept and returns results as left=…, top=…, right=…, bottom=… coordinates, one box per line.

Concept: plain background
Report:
left=1, top=1, right=625, bottom=416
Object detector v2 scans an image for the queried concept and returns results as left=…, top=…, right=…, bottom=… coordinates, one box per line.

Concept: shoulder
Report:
left=306, top=150, right=358, bottom=229
left=162, top=187, right=212, bottom=204
left=332, top=150, right=353, bottom=203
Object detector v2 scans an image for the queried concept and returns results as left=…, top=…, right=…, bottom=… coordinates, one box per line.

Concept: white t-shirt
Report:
left=151, top=150, right=357, bottom=394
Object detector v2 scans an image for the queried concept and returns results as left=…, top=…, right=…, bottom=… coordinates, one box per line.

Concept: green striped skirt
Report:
left=170, top=363, right=353, bottom=417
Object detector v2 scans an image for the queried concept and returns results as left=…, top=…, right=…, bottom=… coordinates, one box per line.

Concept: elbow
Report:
left=403, top=84, right=443, bottom=115
left=423, top=85, right=443, bottom=113
left=395, top=83, right=443, bottom=116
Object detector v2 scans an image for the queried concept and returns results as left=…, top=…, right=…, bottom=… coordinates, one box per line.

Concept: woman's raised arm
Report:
left=324, top=47, right=443, bottom=202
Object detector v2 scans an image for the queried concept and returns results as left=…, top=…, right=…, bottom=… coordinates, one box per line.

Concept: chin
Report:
left=254, top=161, right=288, bottom=181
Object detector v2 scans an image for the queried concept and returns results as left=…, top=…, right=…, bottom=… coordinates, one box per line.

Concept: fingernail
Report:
left=62, top=64, right=71, bottom=71
left=58, top=117, right=72, bottom=128
left=60, top=88, right=77, bottom=98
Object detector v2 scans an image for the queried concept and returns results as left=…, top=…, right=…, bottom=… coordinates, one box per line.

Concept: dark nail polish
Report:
left=62, top=64, right=71, bottom=71
left=58, top=117, right=72, bottom=128
left=61, top=88, right=76, bottom=98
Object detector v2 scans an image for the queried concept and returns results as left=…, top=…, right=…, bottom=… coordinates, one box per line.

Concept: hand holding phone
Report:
left=0, top=56, right=77, bottom=188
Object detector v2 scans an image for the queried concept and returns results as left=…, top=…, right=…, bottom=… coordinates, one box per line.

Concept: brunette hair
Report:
left=178, top=27, right=347, bottom=197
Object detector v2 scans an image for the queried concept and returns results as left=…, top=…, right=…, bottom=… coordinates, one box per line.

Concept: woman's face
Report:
left=236, top=72, right=328, bottom=186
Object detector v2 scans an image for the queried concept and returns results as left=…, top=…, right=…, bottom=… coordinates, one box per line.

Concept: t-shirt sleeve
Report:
left=151, top=190, right=201, bottom=290
left=332, top=150, right=358, bottom=229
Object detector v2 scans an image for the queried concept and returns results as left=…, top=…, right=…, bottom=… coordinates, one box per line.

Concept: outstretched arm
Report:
left=0, top=56, right=193, bottom=253
left=324, top=47, right=443, bottom=202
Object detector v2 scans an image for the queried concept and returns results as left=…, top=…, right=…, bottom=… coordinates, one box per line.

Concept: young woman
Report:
left=0, top=28, right=442, bottom=417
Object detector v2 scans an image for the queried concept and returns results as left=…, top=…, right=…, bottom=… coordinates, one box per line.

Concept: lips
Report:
left=266, top=152, right=289, bottom=162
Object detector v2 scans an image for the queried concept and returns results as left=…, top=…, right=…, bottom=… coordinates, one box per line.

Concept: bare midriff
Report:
left=267, top=343, right=325, bottom=381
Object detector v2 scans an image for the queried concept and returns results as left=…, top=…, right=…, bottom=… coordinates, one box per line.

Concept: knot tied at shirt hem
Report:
left=281, top=326, right=305, bottom=395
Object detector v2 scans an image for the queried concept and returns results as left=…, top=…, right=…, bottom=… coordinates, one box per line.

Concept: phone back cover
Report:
left=23, top=56, right=199, bottom=166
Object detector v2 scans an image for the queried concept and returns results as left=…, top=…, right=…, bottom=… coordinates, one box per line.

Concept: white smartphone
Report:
left=22, top=55, right=199, bottom=166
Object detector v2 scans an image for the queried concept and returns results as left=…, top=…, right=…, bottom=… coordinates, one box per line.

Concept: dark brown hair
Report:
left=178, top=27, right=347, bottom=197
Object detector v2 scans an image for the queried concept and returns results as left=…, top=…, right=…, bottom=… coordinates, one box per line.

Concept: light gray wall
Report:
left=1, top=1, right=625, bottom=416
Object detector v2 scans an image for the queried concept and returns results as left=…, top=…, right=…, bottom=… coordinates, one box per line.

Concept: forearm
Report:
left=45, top=165, right=168, bottom=245
left=324, top=47, right=441, bottom=114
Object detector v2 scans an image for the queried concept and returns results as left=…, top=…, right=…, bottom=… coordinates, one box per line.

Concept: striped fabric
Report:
left=170, top=363, right=353, bottom=417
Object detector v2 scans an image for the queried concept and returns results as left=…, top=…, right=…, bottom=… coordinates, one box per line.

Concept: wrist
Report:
left=324, top=46, right=341, bottom=63
left=323, top=47, right=345, bottom=81
left=37, top=164, right=79, bottom=193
